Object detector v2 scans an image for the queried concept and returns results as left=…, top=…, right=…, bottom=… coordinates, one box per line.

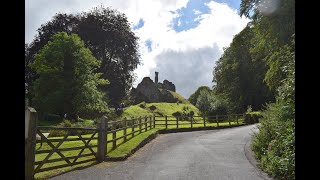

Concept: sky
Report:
left=25, top=0, right=249, bottom=98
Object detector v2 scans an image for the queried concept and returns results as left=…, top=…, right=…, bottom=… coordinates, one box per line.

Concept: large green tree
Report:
left=213, top=26, right=274, bottom=113
left=30, top=32, right=109, bottom=121
left=25, top=6, right=140, bottom=106
left=188, top=86, right=211, bottom=105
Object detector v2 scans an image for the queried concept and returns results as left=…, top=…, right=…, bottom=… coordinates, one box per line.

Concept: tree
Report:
left=188, top=86, right=211, bottom=105
left=30, top=32, right=109, bottom=121
left=212, top=26, right=274, bottom=113
left=195, top=89, right=230, bottom=116
left=26, top=5, right=140, bottom=106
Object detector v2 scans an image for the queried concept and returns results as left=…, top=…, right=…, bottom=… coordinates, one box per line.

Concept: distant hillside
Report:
left=120, top=102, right=200, bottom=119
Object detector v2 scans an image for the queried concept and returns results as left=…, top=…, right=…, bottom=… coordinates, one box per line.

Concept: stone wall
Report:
left=129, top=75, right=177, bottom=104
left=136, top=77, right=162, bottom=102
left=163, top=80, right=175, bottom=92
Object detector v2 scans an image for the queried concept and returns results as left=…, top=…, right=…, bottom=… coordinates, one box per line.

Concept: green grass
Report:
left=120, top=102, right=200, bottom=118
left=78, top=118, right=95, bottom=125
left=168, top=90, right=190, bottom=104
left=121, top=105, right=154, bottom=118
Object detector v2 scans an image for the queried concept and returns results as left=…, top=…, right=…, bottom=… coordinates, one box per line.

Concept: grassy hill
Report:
left=120, top=102, right=200, bottom=119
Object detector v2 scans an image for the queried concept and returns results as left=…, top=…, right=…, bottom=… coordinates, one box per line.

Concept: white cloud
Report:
left=193, top=9, right=202, bottom=15
left=25, top=0, right=249, bottom=98
left=133, top=1, right=249, bottom=98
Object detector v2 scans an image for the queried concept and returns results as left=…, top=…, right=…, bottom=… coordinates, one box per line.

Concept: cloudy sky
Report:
left=26, top=0, right=249, bottom=98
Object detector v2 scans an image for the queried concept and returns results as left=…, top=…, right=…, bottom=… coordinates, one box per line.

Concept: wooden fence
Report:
left=25, top=107, right=244, bottom=180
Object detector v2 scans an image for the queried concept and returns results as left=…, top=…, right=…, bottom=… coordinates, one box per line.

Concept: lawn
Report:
left=120, top=102, right=200, bottom=118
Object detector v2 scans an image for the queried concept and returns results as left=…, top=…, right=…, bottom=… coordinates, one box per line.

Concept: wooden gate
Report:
left=34, top=127, right=99, bottom=174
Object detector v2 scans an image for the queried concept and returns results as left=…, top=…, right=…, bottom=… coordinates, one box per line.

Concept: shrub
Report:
left=60, top=120, right=72, bottom=127
left=139, top=102, right=146, bottom=108
left=149, top=105, right=157, bottom=111
left=172, top=111, right=182, bottom=120
left=251, top=102, right=295, bottom=179
left=244, top=111, right=262, bottom=124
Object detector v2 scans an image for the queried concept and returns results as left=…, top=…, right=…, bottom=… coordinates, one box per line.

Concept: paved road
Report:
left=51, top=124, right=270, bottom=180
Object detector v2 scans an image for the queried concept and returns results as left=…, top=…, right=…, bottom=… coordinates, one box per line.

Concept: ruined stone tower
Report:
left=155, top=72, right=159, bottom=84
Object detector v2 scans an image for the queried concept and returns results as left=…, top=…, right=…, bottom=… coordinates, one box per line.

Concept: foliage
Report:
left=195, top=89, right=230, bottom=116
left=251, top=102, right=295, bottom=179
left=244, top=111, right=262, bottom=124
left=246, top=105, right=253, bottom=113
left=172, top=111, right=182, bottom=120
left=60, top=120, right=72, bottom=127
left=139, top=102, right=146, bottom=109
left=30, top=32, right=109, bottom=121
left=212, top=26, right=274, bottom=113
left=26, top=5, right=140, bottom=106
left=171, top=106, right=195, bottom=121
left=149, top=105, right=157, bottom=111
left=188, top=86, right=211, bottom=105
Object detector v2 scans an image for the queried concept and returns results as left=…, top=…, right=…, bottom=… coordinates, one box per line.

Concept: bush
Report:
left=60, top=120, right=72, bottom=127
left=251, top=102, right=295, bottom=179
left=244, top=111, right=262, bottom=124
left=149, top=105, right=157, bottom=111
left=172, top=111, right=182, bottom=120
left=139, top=102, right=146, bottom=108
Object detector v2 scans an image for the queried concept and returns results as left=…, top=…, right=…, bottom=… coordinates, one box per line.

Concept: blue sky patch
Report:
left=145, top=39, right=152, bottom=52
left=171, top=0, right=241, bottom=32
left=214, top=0, right=241, bottom=11
left=133, top=18, right=145, bottom=30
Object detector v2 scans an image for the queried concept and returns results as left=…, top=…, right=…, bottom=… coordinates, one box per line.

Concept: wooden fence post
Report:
left=105, top=120, right=108, bottom=155
left=203, top=116, right=206, bottom=127
left=149, top=116, right=152, bottom=129
left=123, top=117, right=127, bottom=142
left=112, top=121, right=116, bottom=149
left=145, top=116, right=148, bottom=132
left=131, top=117, right=135, bottom=138
left=97, top=116, right=107, bottom=162
left=176, top=117, right=179, bottom=129
left=25, top=107, right=37, bottom=180
left=153, top=115, right=156, bottom=129
left=139, top=116, right=142, bottom=134
left=165, top=116, right=168, bottom=129
left=228, top=115, right=231, bottom=126
left=190, top=115, right=193, bottom=128
left=216, top=114, right=219, bottom=127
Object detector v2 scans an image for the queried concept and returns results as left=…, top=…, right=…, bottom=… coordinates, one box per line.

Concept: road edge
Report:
left=244, top=138, right=274, bottom=180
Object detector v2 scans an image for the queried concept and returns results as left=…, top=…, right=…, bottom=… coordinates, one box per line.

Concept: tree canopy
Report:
left=213, top=26, right=274, bottom=113
left=25, top=5, right=140, bottom=107
left=30, top=32, right=109, bottom=120
left=188, top=86, right=211, bottom=105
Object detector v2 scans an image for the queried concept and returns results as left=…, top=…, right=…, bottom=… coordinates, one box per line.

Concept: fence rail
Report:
left=25, top=107, right=245, bottom=180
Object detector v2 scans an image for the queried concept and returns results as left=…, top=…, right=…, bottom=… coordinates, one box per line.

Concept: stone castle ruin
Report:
left=129, top=72, right=178, bottom=104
